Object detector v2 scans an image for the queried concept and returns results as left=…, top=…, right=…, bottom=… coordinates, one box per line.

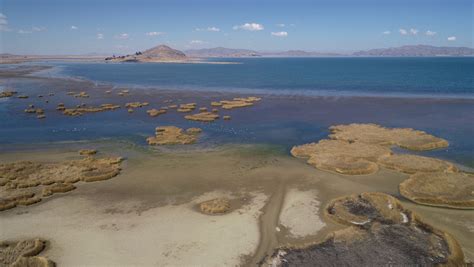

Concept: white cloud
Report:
left=18, top=26, right=46, bottom=34
left=399, top=28, right=408, bottom=35
left=276, top=23, right=286, bottom=27
left=382, top=30, right=391, bottom=35
left=409, top=28, right=418, bottom=35
left=32, top=26, right=46, bottom=32
left=0, top=13, right=7, bottom=24
left=71, top=25, right=78, bottom=30
left=190, top=40, right=207, bottom=45
left=271, top=31, right=288, bottom=37
left=18, top=29, right=32, bottom=34
left=116, top=33, right=129, bottom=39
left=447, top=36, right=456, bottom=41
left=97, top=33, right=104, bottom=39
left=425, top=30, right=437, bottom=36
left=195, top=26, right=220, bottom=32
left=233, top=22, right=264, bottom=31
left=145, top=31, right=164, bottom=36
left=0, top=13, right=9, bottom=31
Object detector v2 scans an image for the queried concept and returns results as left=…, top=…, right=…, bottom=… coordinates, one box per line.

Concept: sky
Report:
left=0, top=0, right=472, bottom=55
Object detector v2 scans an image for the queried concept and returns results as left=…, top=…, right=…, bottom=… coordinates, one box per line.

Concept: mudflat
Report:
left=1, top=142, right=473, bottom=266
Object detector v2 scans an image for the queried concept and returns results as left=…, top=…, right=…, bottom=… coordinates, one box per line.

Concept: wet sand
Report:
left=1, top=142, right=473, bottom=265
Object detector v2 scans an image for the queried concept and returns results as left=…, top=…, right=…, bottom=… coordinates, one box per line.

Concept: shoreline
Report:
left=0, top=56, right=241, bottom=65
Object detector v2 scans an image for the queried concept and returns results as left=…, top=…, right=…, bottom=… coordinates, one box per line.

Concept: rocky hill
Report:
left=106, top=45, right=187, bottom=62
left=142, top=45, right=187, bottom=60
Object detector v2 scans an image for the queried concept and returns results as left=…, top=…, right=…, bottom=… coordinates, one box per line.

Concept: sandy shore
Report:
left=279, top=188, right=325, bottom=238
left=1, top=190, right=267, bottom=266
left=0, top=144, right=319, bottom=266
left=0, top=55, right=240, bottom=65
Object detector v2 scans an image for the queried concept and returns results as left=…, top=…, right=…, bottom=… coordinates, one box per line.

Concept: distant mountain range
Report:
left=5, top=44, right=471, bottom=65
left=184, top=45, right=473, bottom=58
left=184, top=47, right=341, bottom=57
left=260, top=50, right=342, bottom=57
left=353, top=45, right=474, bottom=56
left=185, top=47, right=260, bottom=57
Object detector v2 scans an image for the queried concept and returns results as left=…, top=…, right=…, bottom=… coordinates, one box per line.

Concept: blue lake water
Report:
left=1, top=58, right=473, bottom=168
left=53, top=57, right=474, bottom=98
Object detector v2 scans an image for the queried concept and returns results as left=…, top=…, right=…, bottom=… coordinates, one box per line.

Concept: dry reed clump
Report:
left=0, top=91, right=17, bottom=98
left=184, top=112, right=219, bottom=122
left=125, top=102, right=149, bottom=108
left=61, top=103, right=120, bottom=116
left=377, top=154, right=456, bottom=174
left=199, top=198, right=231, bottom=215
left=290, top=124, right=471, bottom=209
left=0, top=154, right=123, bottom=212
left=146, top=126, right=201, bottom=145
left=399, top=172, right=474, bottom=209
left=291, top=139, right=391, bottom=175
left=0, top=238, right=55, bottom=267
left=146, top=108, right=167, bottom=117
left=177, top=103, right=197, bottom=113
left=329, top=123, right=448, bottom=151
left=213, top=96, right=261, bottom=110
left=79, top=149, right=97, bottom=156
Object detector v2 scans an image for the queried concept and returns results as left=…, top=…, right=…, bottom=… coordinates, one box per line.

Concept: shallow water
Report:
left=1, top=71, right=473, bottom=168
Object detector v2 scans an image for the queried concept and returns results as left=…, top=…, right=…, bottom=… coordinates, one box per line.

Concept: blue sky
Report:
left=0, top=0, right=472, bottom=55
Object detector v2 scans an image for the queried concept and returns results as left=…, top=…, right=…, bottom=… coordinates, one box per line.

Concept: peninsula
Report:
left=105, top=45, right=188, bottom=63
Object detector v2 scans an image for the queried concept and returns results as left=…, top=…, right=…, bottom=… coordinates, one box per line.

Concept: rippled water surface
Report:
left=53, top=57, right=474, bottom=97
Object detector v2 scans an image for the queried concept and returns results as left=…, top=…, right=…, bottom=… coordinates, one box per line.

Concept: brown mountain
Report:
left=141, top=45, right=187, bottom=60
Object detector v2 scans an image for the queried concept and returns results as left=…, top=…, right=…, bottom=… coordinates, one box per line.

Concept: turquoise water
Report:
left=55, top=57, right=474, bottom=97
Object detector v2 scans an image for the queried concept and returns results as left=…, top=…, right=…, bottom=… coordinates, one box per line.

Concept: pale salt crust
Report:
left=278, top=188, right=325, bottom=238
left=0, top=191, right=268, bottom=266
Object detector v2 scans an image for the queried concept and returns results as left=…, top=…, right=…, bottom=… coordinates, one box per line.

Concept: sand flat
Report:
left=279, top=188, right=325, bottom=238
left=1, top=143, right=473, bottom=264
left=0, top=191, right=267, bottom=266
